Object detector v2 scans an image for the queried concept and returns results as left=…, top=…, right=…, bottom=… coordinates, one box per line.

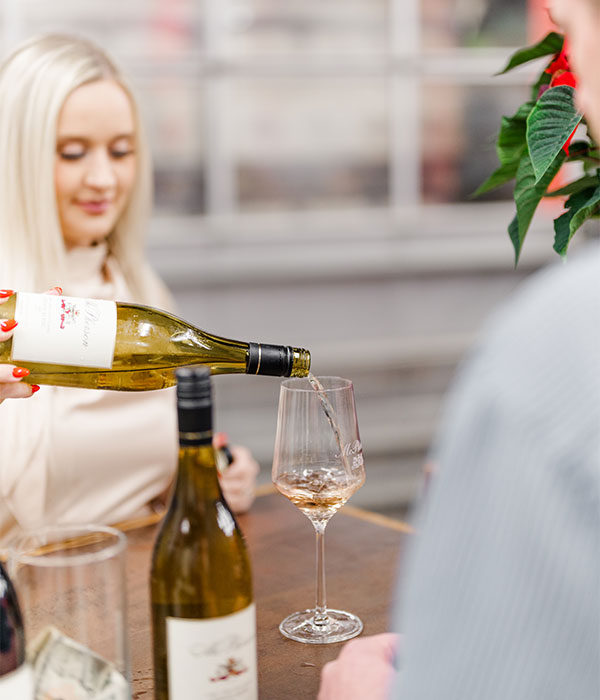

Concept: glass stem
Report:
left=313, top=522, right=328, bottom=628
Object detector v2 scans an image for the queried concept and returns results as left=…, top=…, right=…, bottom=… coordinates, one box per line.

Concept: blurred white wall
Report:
left=1, top=0, right=584, bottom=517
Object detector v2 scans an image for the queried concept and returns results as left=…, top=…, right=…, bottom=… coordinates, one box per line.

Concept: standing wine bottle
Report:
left=0, top=291, right=310, bottom=391
left=0, top=561, right=34, bottom=698
left=150, top=366, right=257, bottom=700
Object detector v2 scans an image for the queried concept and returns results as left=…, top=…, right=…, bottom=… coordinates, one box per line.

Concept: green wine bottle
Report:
left=150, top=366, right=257, bottom=700
left=0, top=291, right=310, bottom=391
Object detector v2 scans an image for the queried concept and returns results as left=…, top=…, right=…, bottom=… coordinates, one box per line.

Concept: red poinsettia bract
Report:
left=544, top=40, right=579, bottom=154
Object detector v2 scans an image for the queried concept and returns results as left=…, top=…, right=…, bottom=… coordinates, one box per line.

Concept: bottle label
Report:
left=166, top=604, right=258, bottom=700
left=0, top=662, right=35, bottom=698
left=11, top=292, right=117, bottom=368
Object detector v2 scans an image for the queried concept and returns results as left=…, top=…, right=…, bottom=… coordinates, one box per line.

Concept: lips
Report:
left=77, top=200, right=111, bottom=214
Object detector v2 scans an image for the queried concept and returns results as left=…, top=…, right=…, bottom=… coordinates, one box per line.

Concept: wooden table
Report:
left=124, top=488, right=411, bottom=700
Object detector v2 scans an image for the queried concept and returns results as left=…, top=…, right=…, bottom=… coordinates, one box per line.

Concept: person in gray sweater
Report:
left=318, top=0, right=600, bottom=696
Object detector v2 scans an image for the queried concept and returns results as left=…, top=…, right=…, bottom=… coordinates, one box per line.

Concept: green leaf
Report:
left=472, top=162, right=520, bottom=197
left=508, top=214, right=521, bottom=264
left=526, top=86, right=583, bottom=183
left=566, top=141, right=591, bottom=159
left=497, top=102, right=534, bottom=164
left=510, top=148, right=566, bottom=265
left=546, top=176, right=600, bottom=197
left=472, top=102, right=533, bottom=197
left=531, top=71, right=551, bottom=102
left=567, top=189, right=600, bottom=232
left=497, top=32, right=564, bottom=75
left=553, top=186, right=600, bottom=256
left=588, top=146, right=600, bottom=159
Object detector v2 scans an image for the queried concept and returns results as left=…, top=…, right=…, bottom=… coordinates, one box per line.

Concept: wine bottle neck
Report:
left=177, top=427, right=212, bottom=446
left=171, top=367, right=220, bottom=501
left=246, top=343, right=311, bottom=377
left=172, top=446, right=222, bottom=505
left=177, top=405, right=212, bottom=446
left=177, top=445, right=217, bottom=468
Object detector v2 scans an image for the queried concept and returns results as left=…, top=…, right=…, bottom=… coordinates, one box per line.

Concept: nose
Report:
left=83, top=149, right=117, bottom=190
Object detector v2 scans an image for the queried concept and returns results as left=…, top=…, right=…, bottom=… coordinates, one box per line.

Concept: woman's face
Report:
left=550, top=0, right=600, bottom=140
left=54, top=79, right=137, bottom=249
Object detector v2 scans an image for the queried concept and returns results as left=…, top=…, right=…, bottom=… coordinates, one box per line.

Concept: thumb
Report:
left=213, top=432, right=229, bottom=449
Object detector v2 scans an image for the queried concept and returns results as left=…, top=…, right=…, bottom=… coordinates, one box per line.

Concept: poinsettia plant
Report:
left=475, top=31, right=600, bottom=265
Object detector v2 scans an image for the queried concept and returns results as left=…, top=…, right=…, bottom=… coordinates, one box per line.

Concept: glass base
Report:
left=279, top=608, right=363, bottom=644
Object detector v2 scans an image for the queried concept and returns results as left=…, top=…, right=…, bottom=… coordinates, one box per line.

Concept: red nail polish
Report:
left=12, top=367, right=30, bottom=378
left=30, top=385, right=40, bottom=394
left=53, top=286, right=63, bottom=295
left=0, top=289, right=14, bottom=298
left=1, top=319, right=18, bottom=332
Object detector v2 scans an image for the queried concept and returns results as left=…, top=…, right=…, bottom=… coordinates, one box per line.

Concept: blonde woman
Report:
left=0, top=34, right=258, bottom=539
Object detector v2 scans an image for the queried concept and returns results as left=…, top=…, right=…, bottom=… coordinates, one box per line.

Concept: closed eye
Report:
left=59, top=152, right=85, bottom=161
left=110, top=148, right=135, bottom=159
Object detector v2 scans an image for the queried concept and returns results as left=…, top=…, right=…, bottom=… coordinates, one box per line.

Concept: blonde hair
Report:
left=0, top=33, right=153, bottom=299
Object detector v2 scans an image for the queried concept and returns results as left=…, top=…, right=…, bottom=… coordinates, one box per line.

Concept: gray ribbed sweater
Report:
left=393, top=244, right=600, bottom=700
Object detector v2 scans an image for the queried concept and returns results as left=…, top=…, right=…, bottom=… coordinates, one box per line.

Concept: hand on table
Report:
left=0, top=287, right=62, bottom=403
left=318, top=633, right=401, bottom=700
left=214, top=432, right=260, bottom=514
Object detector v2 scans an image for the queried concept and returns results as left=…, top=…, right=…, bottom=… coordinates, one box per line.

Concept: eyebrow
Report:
left=56, top=133, right=135, bottom=143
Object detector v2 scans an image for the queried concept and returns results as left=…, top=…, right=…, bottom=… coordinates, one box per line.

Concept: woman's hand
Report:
left=0, top=287, right=62, bottom=404
left=214, top=432, right=260, bottom=514
left=0, top=363, right=38, bottom=403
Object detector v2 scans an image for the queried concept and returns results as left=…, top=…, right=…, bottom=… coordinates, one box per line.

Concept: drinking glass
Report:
left=272, top=376, right=366, bottom=644
left=9, top=524, right=130, bottom=699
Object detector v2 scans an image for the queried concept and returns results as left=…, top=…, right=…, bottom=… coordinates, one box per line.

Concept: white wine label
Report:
left=0, top=662, right=35, bottom=698
left=166, top=604, right=258, bottom=700
left=11, top=292, right=117, bottom=368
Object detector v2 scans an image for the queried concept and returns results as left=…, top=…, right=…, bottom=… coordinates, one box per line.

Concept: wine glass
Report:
left=272, top=376, right=366, bottom=644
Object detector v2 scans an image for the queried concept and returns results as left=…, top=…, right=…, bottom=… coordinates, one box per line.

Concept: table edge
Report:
left=112, top=484, right=414, bottom=535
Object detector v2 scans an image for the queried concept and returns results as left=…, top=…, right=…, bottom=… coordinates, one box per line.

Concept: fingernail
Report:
left=12, top=367, right=30, bottom=378
left=0, top=289, right=14, bottom=298
left=1, top=319, right=18, bottom=332
left=30, top=385, right=40, bottom=394
left=53, top=286, right=63, bottom=294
